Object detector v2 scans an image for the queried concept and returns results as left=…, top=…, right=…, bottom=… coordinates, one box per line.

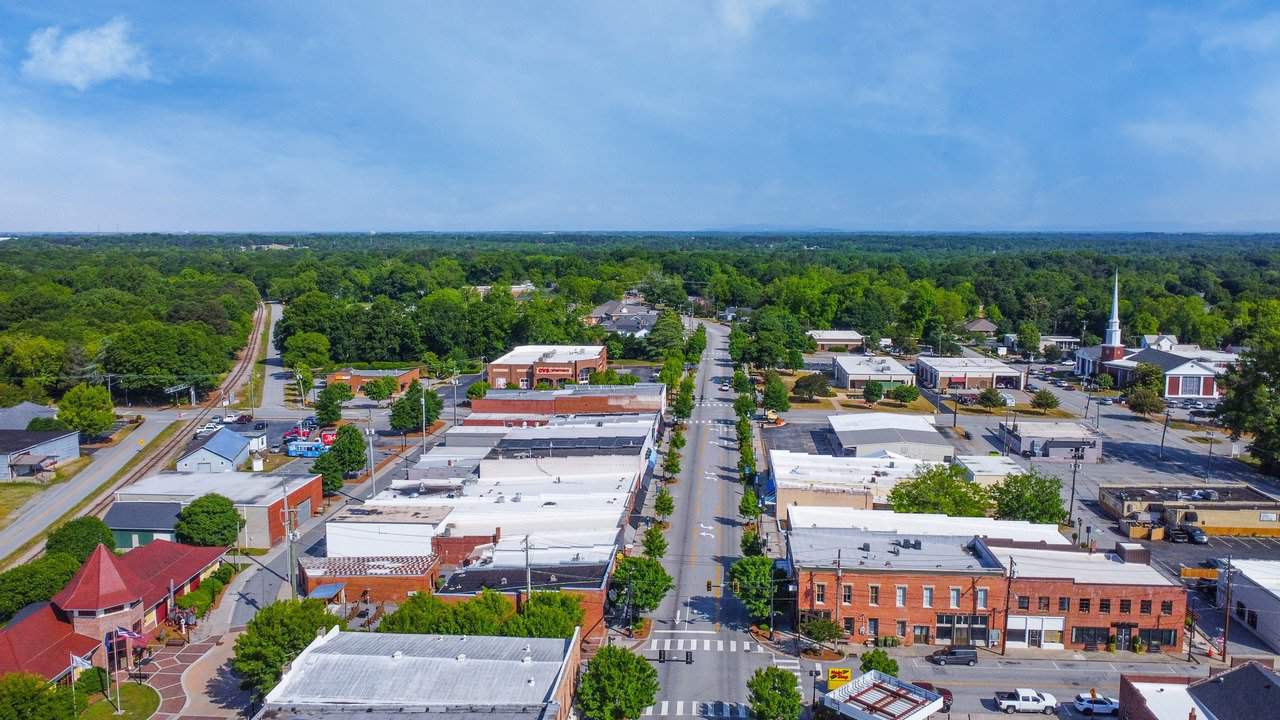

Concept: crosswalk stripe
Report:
left=717, top=640, right=724, bottom=651
left=660, top=701, right=668, bottom=715
left=675, top=701, right=683, bottom=716
left=729, top=640, right=737, bottom=652
left=703, top=639, right=711, bottom=650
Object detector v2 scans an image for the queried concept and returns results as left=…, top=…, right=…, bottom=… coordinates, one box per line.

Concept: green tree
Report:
left=762, top=372, right=790, bottom=413
left=1127, top=386, right=1165, bottom=415
left=738, top=488, right=761, bottom=523
left=792, top=373, right=829, bottom=400
left=577, top=646, right=660, bottom=720
left=654, top=487, right=675, bottom=522
left=669, top=426, right=686, bottom=451
left=784, top=348, right=804, bottom=371
left=294, top=366, right=314, bottom=405
left=0, top=672, right=72, bottom=720
left=657, top=354, right=685, bottom=389
left=1030, top=388, right=1060, bottom=413
left=0, top=553, right=80, bottom=623
left=56, top=382, right=114, bottom=437
left=281, top=331, right=330, bottom=370
left=647, top=310, right=687, bottom=359
left=730, top=555, right=774, bottom=621
left=174, top=493, right=245, bottom=547
left=801, top=618, right=842, bottom=649
left=328, top=424, right=367, bottom=472
left=977, top=386, right=1005, bottom=410
left=25, top=416, right=69, bottom=432
left=1042, top=343, right=1063, bottom=363
left=1016, top=321, right=1041, bottom=357
left=862, top=380, right=884, bottom=404
left=613, top=556, right=673, bottom=614
left=1135, top=362, right=1165, bottom=394
left=887, top=465, right=991, bottom=516
left=641, top=525, right=668, bottom=560
left=378, top=589, right=515, bottom=635
left=734, top=392, right=756, bottom=418
left=1095, top=373, right=1114, bottom=390
left=502, top=591, right=585, bottom=639
left=232, top=599, right=341, bottom=699
left=362, top=376, right=397, bottom=402
left=888, top=383, right=920, bottom=404
left=662, top=450, right=682, bottom=478
left=740, top=529, right=764, bottom=556
left=466, top=380, right=489, bottom=400
left=747, top=666, right=803, bottom=720
left=44, top=517, right=113, bottom=562
left=733, top=369, right=753, bottom=393
left=313, top=382, right=353, bottom=426
left=1218, top=330, right=1280, bottom=472
left=310, top=450, right=346, bottom=494
left=859, top=648, right=899, bottom=675
left=992, top=469, right=1068, bottom=524
left=389, top=381, right=442, bottom=439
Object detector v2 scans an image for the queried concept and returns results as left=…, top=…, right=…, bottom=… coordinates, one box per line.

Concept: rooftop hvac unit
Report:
left=860, top=543, right=871, bottom=552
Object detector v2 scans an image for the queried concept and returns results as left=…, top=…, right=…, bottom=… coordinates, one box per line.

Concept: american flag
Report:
left=114, top=627, right=144, bottom=640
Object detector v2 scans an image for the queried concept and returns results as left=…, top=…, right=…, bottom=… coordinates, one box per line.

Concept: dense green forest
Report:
left=3, top=233, right=1280, bottom=403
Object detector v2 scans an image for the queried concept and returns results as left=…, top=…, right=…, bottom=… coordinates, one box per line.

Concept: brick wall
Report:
left=1011, top=577, right=1185, bottom=652
left=301, top=568, right=439, bottom=604
left=434, top=532, right=501, bottom=566
left=1119, top=674, right=1191, bottom=720
left=471, top=395, right=664, bottom=415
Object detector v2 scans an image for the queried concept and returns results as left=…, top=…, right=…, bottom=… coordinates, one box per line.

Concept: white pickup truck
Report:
left=994, top=689, right=1058, bottom=714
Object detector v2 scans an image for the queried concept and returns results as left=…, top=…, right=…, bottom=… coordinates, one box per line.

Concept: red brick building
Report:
left=976, top=539, right=1185, bottom=653
left=0, top=541, right=224, bottom=682
left=485, top=345, right=607, bottom=390
left=788, top=529, right=1186, bottom=653
left=299, top=555, right=441, bottom=605
left=324, top=367, right=421, bottom=396
left=470, top=383, right=666, bottom=416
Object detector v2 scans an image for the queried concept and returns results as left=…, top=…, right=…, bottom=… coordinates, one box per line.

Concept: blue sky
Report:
left=1, top=1, right=1278, bottom=231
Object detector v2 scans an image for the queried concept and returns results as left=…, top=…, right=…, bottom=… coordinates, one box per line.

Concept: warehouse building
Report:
left=1098, top=482, right=1280, bottom=537
left=997, top=420, right=1102, bottom=462
left=257, top=628, right=581, bottom=720
left=832, top=355, right=914, bottom=390
left=915, top=357, right=1023, bottom=391
left=953, top=454, right=1021, bottom=487
left=0, top=429, right=80, bottom=480
left=103, top=501, right=182, bottom=549
left=486, top=345, right=607, bottom=389
left=116, top=472, right=322, bottom=549
left=175, top=427, right=250, bottom=472
left=828, top=413, right=954, bottom=462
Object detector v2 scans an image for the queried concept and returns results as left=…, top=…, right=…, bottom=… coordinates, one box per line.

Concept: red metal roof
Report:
left=117, top=540, right=225, bottom=609
left=0, top=603, right=99, bottom=680
left=51, top=544, right=145, bottom=610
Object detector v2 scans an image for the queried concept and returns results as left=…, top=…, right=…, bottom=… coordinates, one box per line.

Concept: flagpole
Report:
left=110, top=631, right=122, bottom=714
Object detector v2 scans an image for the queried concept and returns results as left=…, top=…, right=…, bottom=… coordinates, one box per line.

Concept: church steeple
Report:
left=1101, top=270, right=1126, bottom=361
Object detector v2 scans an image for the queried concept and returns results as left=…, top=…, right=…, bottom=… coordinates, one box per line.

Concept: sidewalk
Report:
left=114, top=635, right=223, bottom=720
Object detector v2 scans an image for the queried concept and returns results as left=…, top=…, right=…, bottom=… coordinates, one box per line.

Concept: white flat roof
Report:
left=120, top=472, right=318, bottom=506
left=788, top=506, right=1068, bottom=545
left=770, top=449, right=936, bottom=489
left=490, top=345, right=604, bottom=365
left=955, top=454, right=1022, bottom=475
left=827, top=413, right=939, bottom=433
left=989, top=544, right=1175, bottom=586
left=809, top=329, right=864, bottom=341
left=833, top=355, right=913, bottom=376
left=917, top=356, right=1020, bottom=374
left=264, top=627, right=573, bottom=707
left=1127, top=683, right=1196, bottom=720
left=1230, top=559, right=1280, bottom=600
left=1007, top=421, right=1099, bottom=439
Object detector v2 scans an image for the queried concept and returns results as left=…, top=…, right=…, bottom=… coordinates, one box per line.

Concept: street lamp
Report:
left=1067, top=446, right=1085, bottom=526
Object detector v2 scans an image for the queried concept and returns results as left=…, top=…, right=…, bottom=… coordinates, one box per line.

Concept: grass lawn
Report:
left=957, top=403, right=1076, bottom=418
left=0, top=483, right=46, bottom=526
left=81, top=683, right=160, bottom=720
left=842, top=396, right=936, bottom=414
left=258, top=452, right=295, bottom=473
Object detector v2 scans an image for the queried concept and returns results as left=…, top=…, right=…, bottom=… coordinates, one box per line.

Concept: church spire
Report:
left=1101, top=270, right=1125, bottom=360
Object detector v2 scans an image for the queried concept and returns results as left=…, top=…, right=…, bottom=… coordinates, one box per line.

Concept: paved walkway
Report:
left=114, top=636, right=223, bottom=719
left=177, top=631, right=249, bottom=719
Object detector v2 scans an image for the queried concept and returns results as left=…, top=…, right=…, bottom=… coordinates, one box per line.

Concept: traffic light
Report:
left=706, top=580, right=713, bottom=592
left=733, top=580, right=740, bottom=594
left=685, top=651, right=693, bottom=665
left=658, top=649, right=667, bottom=664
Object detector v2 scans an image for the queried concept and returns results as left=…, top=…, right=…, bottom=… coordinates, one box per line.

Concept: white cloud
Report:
left=22, top=17, right=150, bottom=91
left=1202, top=12, right=1280, bottom=55
left=716, top=0, right=810, bottom=37
left=1128, top=83, right=1280, bottom=171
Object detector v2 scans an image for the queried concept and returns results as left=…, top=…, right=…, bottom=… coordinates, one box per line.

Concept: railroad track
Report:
left=82, top=301, right=270, bottom=519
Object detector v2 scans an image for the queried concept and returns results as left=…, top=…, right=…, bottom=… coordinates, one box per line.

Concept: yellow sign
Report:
left=827, top=668, right=853, bottom=690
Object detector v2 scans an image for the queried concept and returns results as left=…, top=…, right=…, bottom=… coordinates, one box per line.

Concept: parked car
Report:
left=1184, top=525, right=1209, bottom=544
left=220, top=414, right=239, bottom=424
left=269, top=443, right=282, bottom=453
left=1026, top=383, right=1038, bottom=391
left=1063, top=384, right=1076, bottom=391
left=304, top=415, right=317, bottom=426
left=236, top=413, right=254, bottom=423
left=928, top=645, right=977, bottom=666
left=1097, top=397, right=1113, bottom=405
left=1000, top=393, right=1015, bottom=406
left=1166, top=526, right=1190, bottom=543
left=720, top=384, right=731, bottom=392
left=1073, top=693, right=1119, bottom=715
left=283, top=427, right=308, bottom=441
left=253, top=421, right=268, bottom=430
left=1200, top=557, right=1228, bottom=570
left=994, top=689, right=1058, bottom=714
left=194, top=422, right=220, bottom=436
left=911, top=682, right=953, bottom=713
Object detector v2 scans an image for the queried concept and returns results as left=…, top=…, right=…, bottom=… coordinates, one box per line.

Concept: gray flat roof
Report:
left=485, top=383, right=664, bottom=400
left=263, top=629, right=573, bottom=708
left=835, top=427, right=951, bottom=449
left=789, top=528, right=1002, bottom=573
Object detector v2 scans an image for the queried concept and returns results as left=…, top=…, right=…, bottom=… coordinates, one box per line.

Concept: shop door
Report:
left=1115, top=626, right=1131, bottom=650
left=1028, top=629, right=1042, bottom=647
left=913, top=626, right=931, bottom=644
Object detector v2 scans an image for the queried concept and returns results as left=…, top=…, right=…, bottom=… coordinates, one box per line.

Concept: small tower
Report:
left=1101, top=271, right=1127, bottom=362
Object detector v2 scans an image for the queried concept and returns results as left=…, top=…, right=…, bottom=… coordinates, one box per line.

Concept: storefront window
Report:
left=1071, top=627, right=1109, bottom=645
left=1138, top=629, right=1175, bottom=647
left=1043, top=629, right=1063, bottom=645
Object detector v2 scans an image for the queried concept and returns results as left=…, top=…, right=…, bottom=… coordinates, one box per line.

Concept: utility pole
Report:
left=365, top=411, right=376, bottom=499
left=1159, top=411, right=1171, bottom=460
left=1221, top=554, right=1233, bottom=663
left=452, top=379, right=459, bottom=427
left=420, top=389, right=427, bottom=449
left=1068, top=447, right=1083, bottom=525
left=525, top=534, right=533, bottom=598
left=1000, top=558, right=1016, bottom=656
left=834, top=549, right=843, bottom=635
left=281, top=478, right=295, bottom=600
left=1205, top=435, right=1215, bottom=481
